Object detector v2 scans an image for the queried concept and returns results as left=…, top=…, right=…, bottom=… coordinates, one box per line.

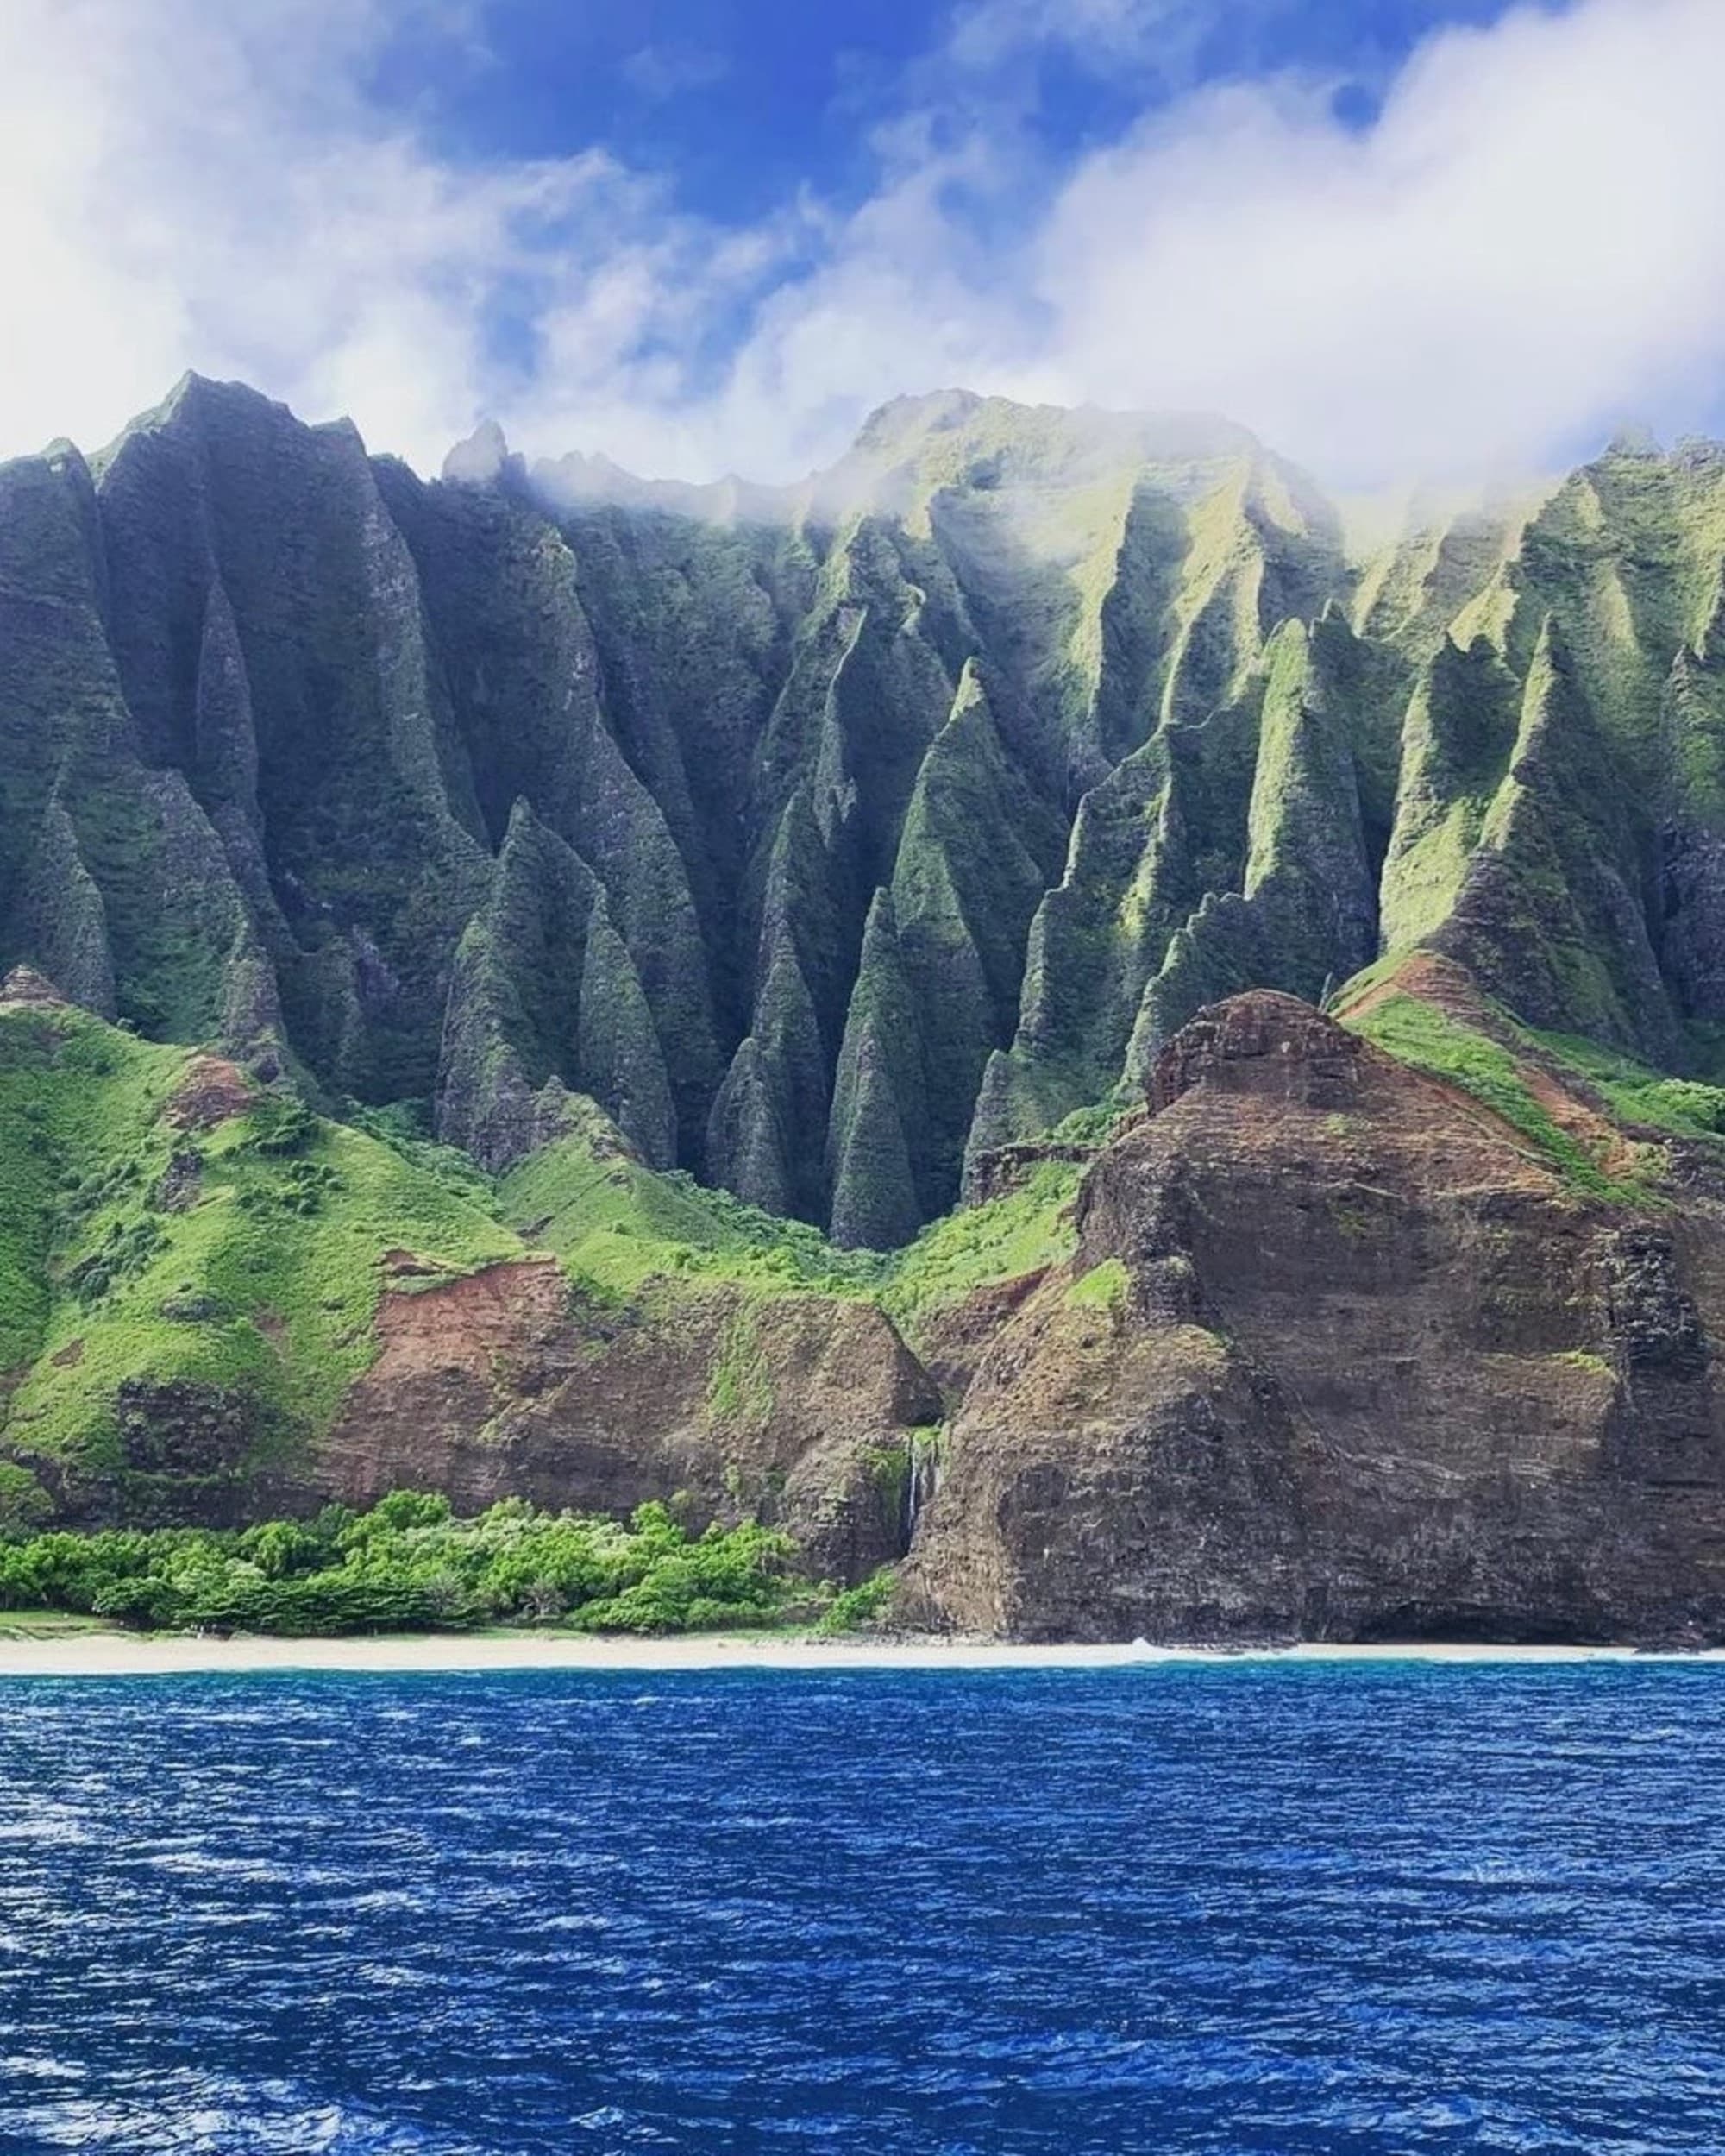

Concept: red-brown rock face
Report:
left=900, top=990, right=1725, bottom=1644
left=0, top=965, right=70, bottom=1011
left=317, top=1262, right=940, bottom=1583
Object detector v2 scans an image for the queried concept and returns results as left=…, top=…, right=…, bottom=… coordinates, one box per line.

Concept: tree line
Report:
left=0, top=1490, right=892, bottom=1637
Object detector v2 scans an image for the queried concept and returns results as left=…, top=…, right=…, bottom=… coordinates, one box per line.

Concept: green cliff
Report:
left=11, top=377, right=1725, bottom=1217
left=9, top=377, right=1725, bottom=1604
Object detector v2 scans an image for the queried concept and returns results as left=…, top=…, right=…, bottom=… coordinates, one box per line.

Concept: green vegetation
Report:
left=15, top=377, right=1725, bottom=1556
left=1065, top=1257, right=1128, bottom=1312
left=877, top=1158, right=1082, bottom=1337
left=1377, top=636, right=1517, bottom=951
left=16, top=375, right=1725, bottom=1254
left=500, top=1097, right=1087, bottom=1341
left=0, top=1002, right=517, bottom=1496
left=1554, top=1348, right=1615, bottom=1380
left=0, top=1488, right=874, bottom=1636
left=813, top=1565, right=899, bottom=1637
left=1345, top=990, right=1647, bottom=1202
left=1532, top=1028, right=1725, bottom=1137
left=499, top=1122, right=884, bottom=1297
left=0, top=973, right=1090, bottom=1528
left=341, top=1098, right=499, bottom=1210
left=706, top=1306, right=775, bottom=1428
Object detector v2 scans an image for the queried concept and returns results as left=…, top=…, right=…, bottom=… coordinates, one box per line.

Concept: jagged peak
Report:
left=858, top=882, right=900, bottom=953
left=934, top=656, right=993, bottom=739
left=442, top=418, right=511, bottom=487
left=90, top=371, right=309, bottom=483
left=1404, top=630, right=1520, bottom=757
left=1528, top=607, right=1574, bottom=675
left=1262, top=614, right=1311, bottom=670
left=1602, top=422, right=1664, bottom=461
left=529, top=444, right=783, bottom=525
left=1673, top=434, right=1725, bottom=474
left=499, top=794, right=543, bottom=848
left=848, top=387, right=1253, bottom=466
left=850, top=387, right=987, bottom=456
left=154, top=370, right=287, bottom=431
left=527, top=387, right=1275, bottom=539
left=1508, top=614, right=1579, bottom=758
left=40, top=437, right=92, bottom=485
left=315, top=414, right=367, bottom=452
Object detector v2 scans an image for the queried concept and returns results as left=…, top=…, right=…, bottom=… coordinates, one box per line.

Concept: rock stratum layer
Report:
left=7, top=379, right=1725, bottom=1639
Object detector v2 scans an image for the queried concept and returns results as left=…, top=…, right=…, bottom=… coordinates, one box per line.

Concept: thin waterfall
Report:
left=904, top=1428, right=941, bottom=1545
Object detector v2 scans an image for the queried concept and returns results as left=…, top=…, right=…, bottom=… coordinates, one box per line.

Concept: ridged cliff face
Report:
left=9, top=381, right=1725, bottom=1249
left=8, top=376, right=1725, bottom=1638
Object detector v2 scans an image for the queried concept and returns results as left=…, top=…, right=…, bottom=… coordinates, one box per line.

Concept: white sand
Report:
left=0, top=1631, right=1719, bottom=1678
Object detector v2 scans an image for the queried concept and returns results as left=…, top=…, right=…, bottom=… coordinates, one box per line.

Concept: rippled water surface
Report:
left=3, top=1663, right=1724, bottom=2153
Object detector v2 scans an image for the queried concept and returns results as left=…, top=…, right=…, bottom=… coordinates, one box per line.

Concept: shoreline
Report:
left=1, top=1631, right=1722, bottom=1678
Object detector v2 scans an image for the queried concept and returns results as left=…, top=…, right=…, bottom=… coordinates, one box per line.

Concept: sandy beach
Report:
left=0, top=1631, right=1721, bottom=1678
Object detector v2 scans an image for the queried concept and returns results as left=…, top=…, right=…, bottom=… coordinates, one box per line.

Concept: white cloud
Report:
left=944, top=0, right=1230, bottom=74
left=0, top=0, right=1722, bottom=489
left=1018, top=0, right=1725, bottom=480
left=0, top=0, right=786, bottom=470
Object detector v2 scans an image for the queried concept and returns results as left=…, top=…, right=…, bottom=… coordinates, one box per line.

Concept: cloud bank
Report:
left=1, top=0, right=1722, bottom=487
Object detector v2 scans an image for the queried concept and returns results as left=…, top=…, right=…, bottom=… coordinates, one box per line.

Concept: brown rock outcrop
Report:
left=0, top=965, right=70, bottom=1011
left=900, top=990, right=1725, bottom=1644
left=318, top=1261, right=940, bottom=1582
left=162, top=1053, right=254, bottom=1129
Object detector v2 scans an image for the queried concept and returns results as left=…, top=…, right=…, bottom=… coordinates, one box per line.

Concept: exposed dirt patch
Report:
left=367, top=1259, right=568, bottom=1380
left=163, top=1054, right=254, bottom=1130
left=1521, top=1063, right=1648, bottom=1182
left=1334, top=949, right=1489, bottom=1028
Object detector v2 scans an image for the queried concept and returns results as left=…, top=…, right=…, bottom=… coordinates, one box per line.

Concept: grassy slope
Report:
left=1345, top=990, right=1631, bottom=1197
left=1339, top=973, right=1725, bottom=1203
left=499, top=1120, right=1085, bottom=1351
left=0, top=1003, right=516, bottom=1506
left=499, top=1126, right=883, bottom=1298
left=877, top=1160, right=1082, bottom=1336
left=1, top=987, right=1090, bottom=1524
left=16, top=934, right=1709, bottom=1535
left=1527, top=1028, right=1725, bottom=1136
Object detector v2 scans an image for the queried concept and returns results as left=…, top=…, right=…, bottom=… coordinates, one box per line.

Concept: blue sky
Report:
left=2, top=0, right=1722, bottom=487
left=369, top=2, right=1520, bottom=222
left=356, top=0, right=1530, bottom=401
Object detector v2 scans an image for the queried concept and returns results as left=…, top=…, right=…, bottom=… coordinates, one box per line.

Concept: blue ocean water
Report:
left=1, top=1663, right=1722, bottom=2154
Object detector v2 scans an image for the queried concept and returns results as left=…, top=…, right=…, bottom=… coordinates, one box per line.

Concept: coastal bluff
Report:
left=902, top=987, right=1725, bottom=1644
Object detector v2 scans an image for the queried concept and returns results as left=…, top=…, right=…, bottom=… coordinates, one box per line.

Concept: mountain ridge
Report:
left=8, top=375, right=1725, bottom=1636
left=21, top=371, right=1718, bottom=1248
